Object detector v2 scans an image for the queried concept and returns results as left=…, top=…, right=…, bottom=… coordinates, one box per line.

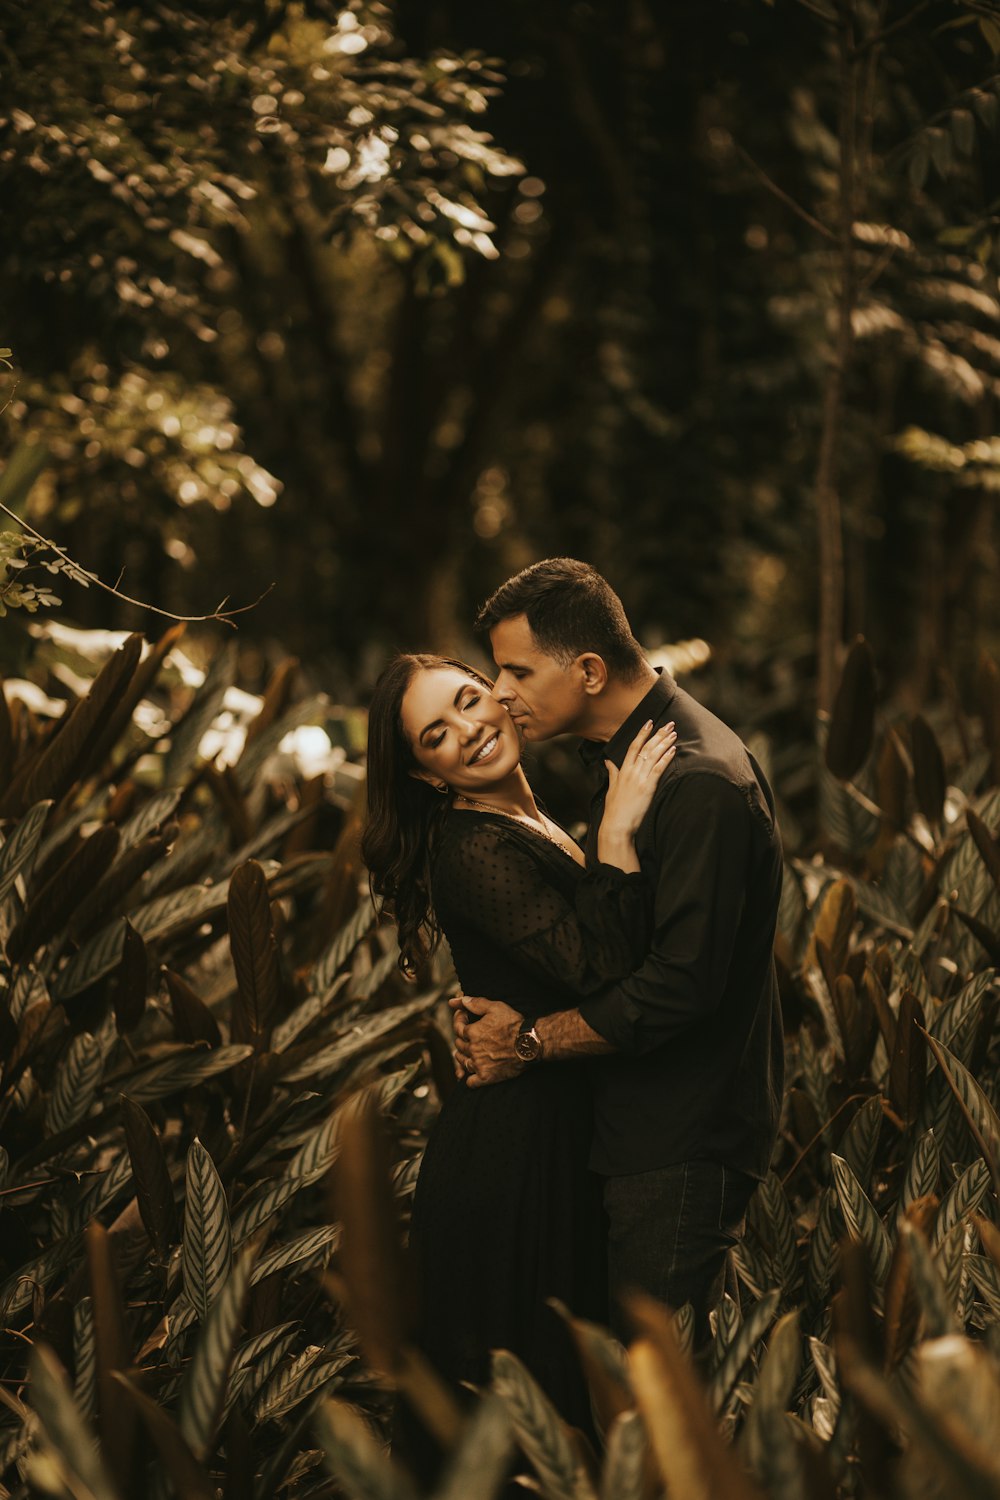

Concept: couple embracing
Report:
left=362, top=558, right=784, bottom=1449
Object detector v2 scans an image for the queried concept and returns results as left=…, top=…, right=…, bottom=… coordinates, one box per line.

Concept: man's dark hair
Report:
left=475, top=557, right=646, bottom=682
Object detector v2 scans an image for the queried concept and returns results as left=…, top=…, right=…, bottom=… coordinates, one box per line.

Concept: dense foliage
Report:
left=1, top=629, right=1000, bottom=1498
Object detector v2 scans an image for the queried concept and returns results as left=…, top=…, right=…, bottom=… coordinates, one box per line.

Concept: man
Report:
left=452, top=557, right=784, bottom=1340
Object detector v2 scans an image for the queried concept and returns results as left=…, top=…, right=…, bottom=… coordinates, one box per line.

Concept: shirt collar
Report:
left=578, top=669, right=677, bottom=770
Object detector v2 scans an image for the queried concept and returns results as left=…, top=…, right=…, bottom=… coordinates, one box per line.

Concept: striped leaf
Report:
left=436, top=1393, right=513, bottom=1500
left=228, top=859, right=281, bottom=1051
left=72, top=1149, right=134, bottom=1231
left=310, top=901, right=379, bottom=1000
left=347, top=945, right=401, bottom=1001
left=841, top=1095, right=883, bottom=1192
left=899, top=1220, right=957, bottom=1336
left=122, top=1043, right=253, bottom=1104
left=491, top=1349, right=596, bottom=1500
left=831, top=1154, right=892, bottom=1284
left=121, top=1096, right=178, bottom=1260
left=233, top=1322, right=300, bottom=1376
left=934, top=1159, right=991, bottom=1247
left=256, top=1347, right=353, bottom=1423
left=732, top=1238, right=776, bottom=1301
left=710, top=1289, right=781, bottom=1416
left=808, top=1338, right=840, bottom=1412
left=50, top=917, right=126, bottom=1000
left=777, top=862, right=806, bottom=953
left=44, top=1031, right=102, bottom=1135
left=897, top=1130, right=941, bottom=1224
left=179, top=1238, right=257, bottom=1459
left=236, top=1327, right=303, bottom=1411
left=280, top=993, right=437, bottom=1083
left=933, top=1220, right=968, bottom=1314
left=932, top=970, right=996, bottom=1049
left=235, top=692, right=329, bottom=791
left=117, top=789, right=182, bottom=852
left=132, top=874, right=236, bottom=943
left=672, top=1302, right=695, bottom=1359
left=72, top=1297, right=96, bottom=1421
left=742, top=1310, right=801, bottom=1478
left=752, top=1174, right=800, bottom=1293
left=851, top=877, right=913, bottom=938
left=314, top=1396, right=418, bottom=1500
left=711, top=1295, right=742, bottom=1374
left=28, top=1344, right=118, bottom=1500
left=0, top=1239, right=73, bottom=1316
left=272, top=973, right=350, bottom=1053
left=250, top=1226, right=341, bottom=1286
left=882, top=837, right=926, bottom=924
left=0, top=798, right=51, bottom=904
left=599, top=1410, right=649, bottom=1500
left=232, top=1175, right=301, bottom=1246
left=805, top=1189, right=842, bottom=1303
left=182, top=1139, right=232, bottom=1321
left=966, top=1255, right=1000, bottom=1320
left=924, top=1030, right=1000, bottom=1181
left=164, top=640, right=236, bottom=784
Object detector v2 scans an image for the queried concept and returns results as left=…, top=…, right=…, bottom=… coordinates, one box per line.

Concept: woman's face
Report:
left=401, top=666, right=521, bottom=795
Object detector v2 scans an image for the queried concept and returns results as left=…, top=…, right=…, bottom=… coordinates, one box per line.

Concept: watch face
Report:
left=514, top=1028, right=540, bottom=1062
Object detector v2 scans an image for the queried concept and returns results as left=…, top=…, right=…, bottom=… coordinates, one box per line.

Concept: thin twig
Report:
left=0, top=498, right=274, bottom=626
left=732, top=142, right=837, bottom=242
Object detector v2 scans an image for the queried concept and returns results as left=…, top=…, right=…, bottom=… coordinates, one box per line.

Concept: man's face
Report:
left=489, top=614, right=588, bottom=741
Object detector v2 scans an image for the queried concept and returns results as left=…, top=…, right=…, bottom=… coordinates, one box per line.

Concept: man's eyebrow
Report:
left=496, top=660, right=528, bottom=673
left=418, top=683, right=476, bottom=743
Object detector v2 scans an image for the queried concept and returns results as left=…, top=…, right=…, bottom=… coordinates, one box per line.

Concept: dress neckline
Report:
left=447, top=804, right=583, bottom=866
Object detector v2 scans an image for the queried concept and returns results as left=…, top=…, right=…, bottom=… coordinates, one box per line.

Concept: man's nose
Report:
left=492, top=674, right=514, bottom=703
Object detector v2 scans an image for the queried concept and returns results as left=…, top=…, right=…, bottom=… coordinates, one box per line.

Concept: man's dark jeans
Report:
left=603, top=1160, right=756, bottom=1348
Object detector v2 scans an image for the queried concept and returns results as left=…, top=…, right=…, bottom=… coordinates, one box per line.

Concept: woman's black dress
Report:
left=408, top=807, right=649, bottom=1433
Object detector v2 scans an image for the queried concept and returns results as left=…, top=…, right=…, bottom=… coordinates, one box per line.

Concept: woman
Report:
left=362, top=653, right=675, bottom=1439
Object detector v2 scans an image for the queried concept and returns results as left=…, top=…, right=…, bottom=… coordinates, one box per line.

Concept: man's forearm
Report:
left=535, top=1007, right=615, bottom=1060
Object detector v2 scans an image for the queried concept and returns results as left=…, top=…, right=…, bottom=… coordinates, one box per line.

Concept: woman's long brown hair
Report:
left=361, top=653, right=493, bottom=976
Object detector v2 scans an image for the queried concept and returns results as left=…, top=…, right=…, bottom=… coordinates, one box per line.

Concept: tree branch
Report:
left=0, top=500, right=272, bottom=626
left=732, top=142, right=837, bottom=241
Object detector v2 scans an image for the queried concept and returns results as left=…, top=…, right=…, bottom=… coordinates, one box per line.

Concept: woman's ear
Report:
left=408, top=768, right=449, bottom=795
left=578, top=653, right=609, bottom=695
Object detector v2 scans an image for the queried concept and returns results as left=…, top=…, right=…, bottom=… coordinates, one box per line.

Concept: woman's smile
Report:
left=467, top=731, right=501, bottom=766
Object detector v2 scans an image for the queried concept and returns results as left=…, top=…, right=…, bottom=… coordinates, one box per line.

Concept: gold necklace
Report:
left=452, top=795, right=577, bottom=860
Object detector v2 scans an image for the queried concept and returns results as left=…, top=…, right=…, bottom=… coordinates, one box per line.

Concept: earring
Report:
left=433, top=782, right=448, bottom=795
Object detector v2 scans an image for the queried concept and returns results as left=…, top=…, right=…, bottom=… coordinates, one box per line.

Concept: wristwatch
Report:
left=514, top=1019, right=543, bottom=1063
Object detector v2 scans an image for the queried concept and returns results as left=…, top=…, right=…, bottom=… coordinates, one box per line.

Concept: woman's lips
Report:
left=468, top=731, right=501, bottom=766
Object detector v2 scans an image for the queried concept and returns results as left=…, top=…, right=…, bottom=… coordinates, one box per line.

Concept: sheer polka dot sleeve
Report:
left=433, top=820, right=649, bottom=994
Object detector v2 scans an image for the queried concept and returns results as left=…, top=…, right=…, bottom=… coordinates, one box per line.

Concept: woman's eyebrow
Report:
left=419, top=684, right=475, bottom=743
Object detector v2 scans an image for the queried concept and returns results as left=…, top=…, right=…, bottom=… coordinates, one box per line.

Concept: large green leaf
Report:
left=28, top=1344, right=118, bottom=1500
left=0, top=798, right=52, bottom=905
left=710, top=1290, right=781, bottom=1416
left=280, top=992, right=437, bottom=1082
left=598, top=1409, right=649, bottom=1500
left=182, top=1138, right=233, bottom=1321
left=831, top=1153, right=891, bottom=1284
left=933, top=1158, right=991, bottom=1247
left=228, top=859, right=281, bottom=1050
left=44, top=1031, right=102, bottom=1135
left=314, top=1396, right=418, bottom=1500
left=491, top=1348, right=596, bottom=1500
left=121, top=1094, right=178, bottom=1260
left=179, top=1237, right=257, bottom=1459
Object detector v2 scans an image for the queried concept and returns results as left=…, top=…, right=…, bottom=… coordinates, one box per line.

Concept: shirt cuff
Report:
left=578, top=988, right=643, bottom=1053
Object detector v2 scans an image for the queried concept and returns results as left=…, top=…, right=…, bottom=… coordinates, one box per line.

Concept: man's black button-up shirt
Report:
left=576, top=672, right=784, bottom=1179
